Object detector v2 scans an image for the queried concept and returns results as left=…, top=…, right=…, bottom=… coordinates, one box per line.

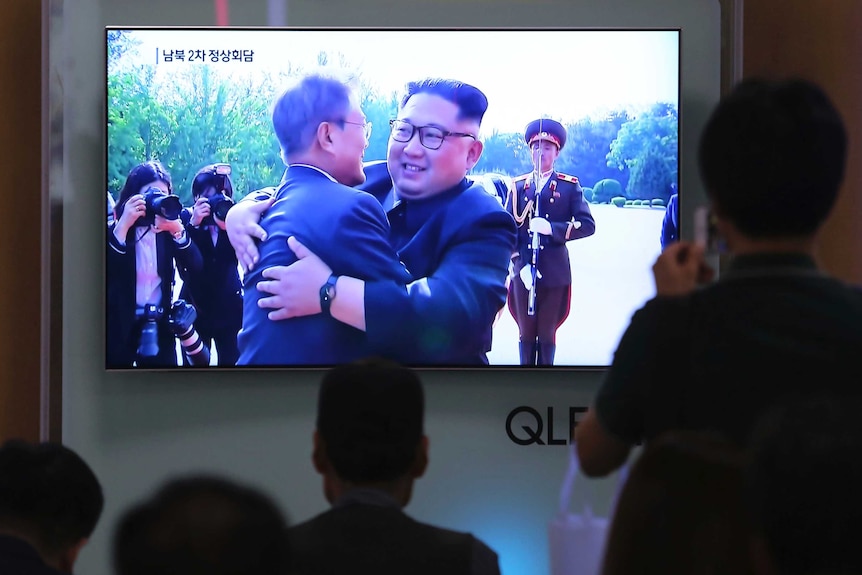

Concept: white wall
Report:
left=58, top=1, right=720, bottom=574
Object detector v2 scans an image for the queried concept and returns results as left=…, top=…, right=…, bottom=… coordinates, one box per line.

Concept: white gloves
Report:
left=529, top=216, right=552, bottom=236
left=519, top=265, right=542, bottom=290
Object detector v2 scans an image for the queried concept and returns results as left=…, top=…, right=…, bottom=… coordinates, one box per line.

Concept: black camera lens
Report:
left=143, top=188, right=183, bottom=222
left=151, top=195, right=183, bottom=220
left=135, top=304, right=163, bottom=358
left=137, top=319, right=160, bottom=358
left=208, top=193, right=235, bottom=221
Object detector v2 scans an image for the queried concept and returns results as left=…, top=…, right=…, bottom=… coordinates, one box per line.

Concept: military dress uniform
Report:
left=505, top=119, right=596, bottom=365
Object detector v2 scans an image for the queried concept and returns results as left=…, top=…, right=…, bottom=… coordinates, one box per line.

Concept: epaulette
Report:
left=556, top=173, right=579, bottom=184
left=513, top=173, right=530, bottom=182
left=243, top=187, right=277, bottom=202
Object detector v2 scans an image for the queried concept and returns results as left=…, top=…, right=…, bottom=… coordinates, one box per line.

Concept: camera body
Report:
left=203, top=192, right=235, bottom=225
left=196, top=163, right=235, bottom=226
left=135, top=187, right=183, bottom=227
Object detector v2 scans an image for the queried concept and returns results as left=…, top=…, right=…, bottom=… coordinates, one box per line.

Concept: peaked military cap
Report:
left=525, top=118, right=567, bottom=150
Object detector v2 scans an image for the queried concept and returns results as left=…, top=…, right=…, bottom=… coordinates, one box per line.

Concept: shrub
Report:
left=651, top=198, right=665, bottom=207
left=583, top=187, right=594, bottom=202
left=611, top=196, right=626, bottom=207
left=592, top=179, right=623, bottom=204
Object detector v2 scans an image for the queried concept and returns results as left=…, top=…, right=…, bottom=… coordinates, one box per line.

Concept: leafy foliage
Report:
left=107, top=53, right=678, bottom=209
left=557, top=111, right=631, bottom=190
left=108, top=64, right=282, bottom=204
left=592, top=179, right=624, bottom=204
left=473, top=130, right=532, bottom=176
left=606, top=103, right=678, bottom=202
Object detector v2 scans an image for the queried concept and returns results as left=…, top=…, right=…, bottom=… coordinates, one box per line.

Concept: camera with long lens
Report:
left=135, top=300, right=201, bottom=361
left=135, top=187, right=184, bottom=227
left=199, top=163, right=235, bottom=226
left=135, top=304, right=165, bottom=358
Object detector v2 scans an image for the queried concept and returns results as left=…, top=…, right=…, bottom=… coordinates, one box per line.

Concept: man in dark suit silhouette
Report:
left=288, top=358, right=501, bottom=575
left=236, top=71, right=411, bottom=365
left=113, top=474, right=290, bottom=575
left=505, top=118, right=596, bottom=365
left=660, top=188, right=679, bottom=250
left=747, top=396, right=862, bottom=575
left=0, top=440, right=104, bottom=575
left=575, top=78, right=862, bottom=476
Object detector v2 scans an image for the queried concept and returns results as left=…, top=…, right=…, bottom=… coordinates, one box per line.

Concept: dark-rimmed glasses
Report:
left=389, top=119, right=476, bottom=150
left=336, top=119, right=372, bottom=140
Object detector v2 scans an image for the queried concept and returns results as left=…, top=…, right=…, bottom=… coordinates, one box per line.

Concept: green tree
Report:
left=473, top=130, right=532, bottom=176
left=107, top=64, right=280, bottom=202
left=557, top=111, right=630, bottom=190
left=606, top=103, right=678, bottom=202
left=107, top=30, right=142, bottom=73
left=107, top=66, right=172, bottom=195
left=360, top=89, right=400, bottom=163
left=592, top=178, right=623, bottom=204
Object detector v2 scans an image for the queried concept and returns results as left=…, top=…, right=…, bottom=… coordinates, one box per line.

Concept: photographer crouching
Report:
left=178, top=163, right=242, bottom=366
left=107, top=161, right=205, bottom=368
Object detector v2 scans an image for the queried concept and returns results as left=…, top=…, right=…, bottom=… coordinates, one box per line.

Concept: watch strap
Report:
left=319, top=274, right=338, bottom=316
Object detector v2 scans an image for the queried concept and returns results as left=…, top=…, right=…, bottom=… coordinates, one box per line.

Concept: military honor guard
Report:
left=505, top=118, right=596, bottom=365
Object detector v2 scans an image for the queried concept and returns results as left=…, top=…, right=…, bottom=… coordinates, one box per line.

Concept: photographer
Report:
left=107, top=161, right=203, bottom=368
left=178, top=163, right=242, bottom=366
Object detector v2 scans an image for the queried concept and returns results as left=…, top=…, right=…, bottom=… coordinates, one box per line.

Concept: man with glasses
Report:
left=235, top=71, right=411, bottom=365
left=228, top=78, right=516, bottom=364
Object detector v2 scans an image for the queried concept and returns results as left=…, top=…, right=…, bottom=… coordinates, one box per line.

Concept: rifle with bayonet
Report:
left=527, top=119, right=544, bottom=317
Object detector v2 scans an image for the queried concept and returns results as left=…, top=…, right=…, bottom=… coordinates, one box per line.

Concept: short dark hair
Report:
left=191, top=164, right=234, bottom=198
left=272, top=72, right=354, bottom=159
left=400, top=78, right=488, bottom=125
left=698, top=78, right=847, bottom=238
left=113, top=474, right=290, bottom=575
left=747, top=395, right=862, bottom=575
left=317, top=358, right=424, bottom=483
left=0, top=440, right=104, bottom=558
left=115, top=160, right=173, bottom=221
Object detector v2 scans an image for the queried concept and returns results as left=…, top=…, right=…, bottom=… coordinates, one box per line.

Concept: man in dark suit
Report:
left=0, top=440, right=104, bottom=575
left=236, top=72, right=412, bottom=366
left=228, top=78, right=517, bottom=365
left=505, top=119, right=596, bottom=365
left=288, top=358, right=501, bottom=575
left=660, top=187, right=679, bottom=250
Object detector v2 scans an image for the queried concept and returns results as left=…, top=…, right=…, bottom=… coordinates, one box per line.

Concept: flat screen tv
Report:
left=105, top=27, right=680, bottom=370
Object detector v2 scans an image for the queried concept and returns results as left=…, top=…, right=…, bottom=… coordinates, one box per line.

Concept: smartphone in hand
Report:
left=694, top=205, right=725, bottom=257
left=693, top=205, right=723, bottom=283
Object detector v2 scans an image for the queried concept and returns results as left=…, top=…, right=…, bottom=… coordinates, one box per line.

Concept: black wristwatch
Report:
left=319, top=274, right=339, bottom=316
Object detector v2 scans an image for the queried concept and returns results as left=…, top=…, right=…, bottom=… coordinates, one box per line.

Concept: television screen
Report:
left=105, top=27, right=680, bottom=370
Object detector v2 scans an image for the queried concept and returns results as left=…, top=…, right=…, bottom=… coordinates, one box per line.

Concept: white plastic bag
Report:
left=548, top=444, right=627, bottom=575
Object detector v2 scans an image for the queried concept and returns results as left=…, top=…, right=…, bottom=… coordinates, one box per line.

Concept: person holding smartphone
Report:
left=575, top=78, right=862, bottom=476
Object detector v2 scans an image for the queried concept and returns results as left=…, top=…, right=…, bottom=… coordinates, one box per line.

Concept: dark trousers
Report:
left=508, top=279, right=571, bottom=365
